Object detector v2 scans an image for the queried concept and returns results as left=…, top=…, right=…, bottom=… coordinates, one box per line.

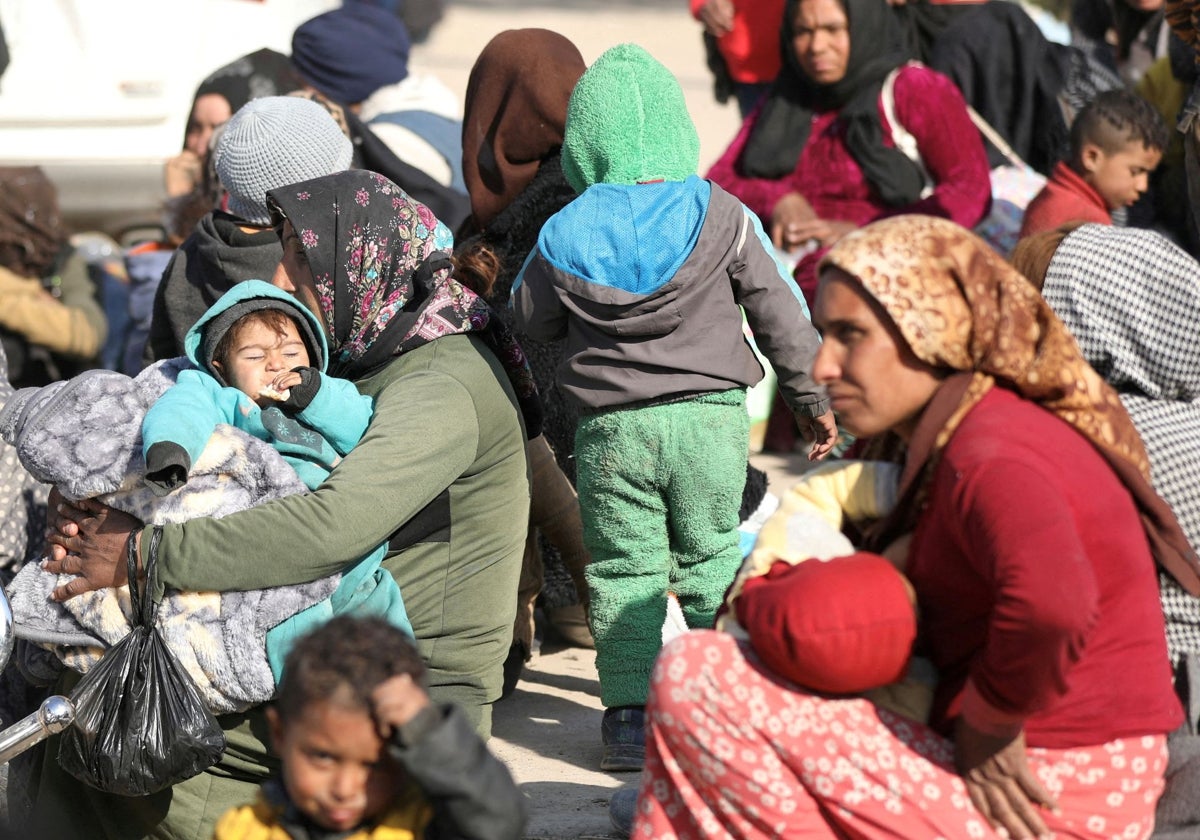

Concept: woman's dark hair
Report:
left=451, top=241, right=501, bottom=298
left=275, top=616, right=426, bottom=722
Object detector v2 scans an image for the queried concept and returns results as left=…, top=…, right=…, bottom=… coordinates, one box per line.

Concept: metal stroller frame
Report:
left=0, top=589, right=75, bottom=764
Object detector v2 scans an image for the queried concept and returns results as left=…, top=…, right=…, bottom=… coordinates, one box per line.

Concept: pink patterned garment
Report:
left=632, top=631, right=1167, bottom=840
left=707, top=64, right=991, bottom=305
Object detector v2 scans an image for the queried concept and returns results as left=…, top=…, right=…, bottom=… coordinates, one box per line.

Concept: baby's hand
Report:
left=270, top=371, right=303, bottom=393
left=258, top=372, right=303, bottom=402
left=371, top=674, right=432, bottom=739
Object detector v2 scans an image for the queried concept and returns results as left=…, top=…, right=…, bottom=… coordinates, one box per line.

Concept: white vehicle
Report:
left=0, top=0, right=338, bottom=242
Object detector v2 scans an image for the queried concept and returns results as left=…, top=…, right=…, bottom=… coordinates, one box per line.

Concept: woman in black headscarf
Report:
left=707, top=0, right=992, bottom=307
left=163, top=48, right=306, bottom=242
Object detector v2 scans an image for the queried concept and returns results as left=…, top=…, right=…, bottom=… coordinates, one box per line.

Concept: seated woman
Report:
left=628, top=215, right=1200, bottom=839
left=1014, top=222, right=1200, bottom=836
left=706, top=0, right=992, bottom=307
left=0, top=167, right=107, bottom=388
left=31, top=170, right=538, bottom=839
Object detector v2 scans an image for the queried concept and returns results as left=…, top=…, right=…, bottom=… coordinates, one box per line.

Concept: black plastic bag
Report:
left=57, top=527, right=226, bottom=796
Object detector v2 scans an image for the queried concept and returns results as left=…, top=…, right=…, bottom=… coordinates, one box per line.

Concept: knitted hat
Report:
left=561, top=43, right=699, bottom=193
left=212, top=96, right=353, bottom=225
left=291, top=4, right=411, bottom=106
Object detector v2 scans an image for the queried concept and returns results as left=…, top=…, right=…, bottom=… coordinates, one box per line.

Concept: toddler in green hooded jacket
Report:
left=513, top=43, right=835, bottom=771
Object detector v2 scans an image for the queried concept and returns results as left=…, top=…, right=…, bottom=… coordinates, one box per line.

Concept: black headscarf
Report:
left=738, top=0, right=926, bottom=206
left=184, top=48, right=305, bottom=148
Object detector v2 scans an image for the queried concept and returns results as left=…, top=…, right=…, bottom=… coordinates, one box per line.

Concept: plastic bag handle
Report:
left=125, top=526, right=161, bottom=628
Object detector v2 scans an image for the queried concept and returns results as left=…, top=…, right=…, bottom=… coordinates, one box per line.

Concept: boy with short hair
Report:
left=1019, top=88, right=1168, bottom=237
left=512, top=43, right=835, bottom=772
left=213, top=616, right=526, bottom=839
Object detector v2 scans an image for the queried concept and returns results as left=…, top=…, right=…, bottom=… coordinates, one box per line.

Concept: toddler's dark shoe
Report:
left=601, top=705, right=645, bottom=772
left=608, top=785, right=639, bottom=837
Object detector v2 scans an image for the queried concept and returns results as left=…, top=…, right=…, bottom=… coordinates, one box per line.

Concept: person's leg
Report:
left=634, top=631, right=1167, bottom=840
left=576, top=409, right=671, bottom=711
left=664, top=392, right=749, bottom=633
left=528, top=433, right=590, bottom=606
left=503, top=524, right=542, bottom=697
left=576, top=408, right=672, bottom=770
left=734, top=82, right=770, bottom=120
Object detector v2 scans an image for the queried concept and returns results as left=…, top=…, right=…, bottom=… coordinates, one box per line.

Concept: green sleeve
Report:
left=146, top=366, right=479, bottom=600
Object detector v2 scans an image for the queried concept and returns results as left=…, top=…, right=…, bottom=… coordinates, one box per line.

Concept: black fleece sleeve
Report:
left=282, top=366, right=321, bottom=410
left=143, top=440, right=191, bottom=496
left=387, top=704, right=526, bottom=840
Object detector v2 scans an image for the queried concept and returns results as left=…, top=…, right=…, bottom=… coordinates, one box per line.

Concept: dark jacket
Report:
left=143, top=211, right=281, bottom=365
left=455, top=153, right=579, bottom=479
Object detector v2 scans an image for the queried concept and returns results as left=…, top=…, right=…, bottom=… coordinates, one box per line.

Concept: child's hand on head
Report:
left=371, top=674, right=432, bottom=739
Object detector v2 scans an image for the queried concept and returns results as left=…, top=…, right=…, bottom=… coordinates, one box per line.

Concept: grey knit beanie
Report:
left=212, top=95, right=354, bottom=225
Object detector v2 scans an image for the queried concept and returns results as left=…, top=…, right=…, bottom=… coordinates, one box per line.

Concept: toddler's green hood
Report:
left=561, top=43, right=700, bottom=193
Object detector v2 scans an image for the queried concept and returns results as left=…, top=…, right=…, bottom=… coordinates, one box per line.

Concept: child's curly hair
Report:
left=275, top=616, right=425, bottom=722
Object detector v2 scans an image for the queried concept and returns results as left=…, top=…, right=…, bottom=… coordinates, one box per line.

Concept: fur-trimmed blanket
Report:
left=0, top=359, right=339, bottom=714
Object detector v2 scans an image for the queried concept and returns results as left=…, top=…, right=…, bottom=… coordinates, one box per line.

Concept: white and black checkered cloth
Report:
left=1044, top=223, right=1200, bottom=666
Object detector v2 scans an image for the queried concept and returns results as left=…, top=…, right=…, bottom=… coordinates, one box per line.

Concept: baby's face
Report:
left=270, top=699, right=402, bottom=832
left=224, top=318, right=310, bottom=407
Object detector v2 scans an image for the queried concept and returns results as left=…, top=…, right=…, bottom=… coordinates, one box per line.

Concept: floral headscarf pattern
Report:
left=267, top=169, right=541, bottom=436
left=821, top=214, right=1200, bottom=595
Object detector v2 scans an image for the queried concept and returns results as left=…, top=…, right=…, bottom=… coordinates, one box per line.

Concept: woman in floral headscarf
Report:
left=624, top=215, right=1200, bottom=840
left=35, top=170, right=536, bottom=839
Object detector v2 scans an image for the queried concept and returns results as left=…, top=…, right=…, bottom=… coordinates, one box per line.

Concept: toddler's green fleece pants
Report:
left=576, top=389, right=749, bottom=708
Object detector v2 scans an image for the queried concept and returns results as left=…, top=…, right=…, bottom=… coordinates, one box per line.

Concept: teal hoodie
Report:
left=141, top=280, right=373, bottom=493
left=141, top=280, right=411, bottom=678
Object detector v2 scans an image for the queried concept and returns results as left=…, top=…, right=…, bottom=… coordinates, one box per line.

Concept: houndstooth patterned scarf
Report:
left=1043, top=223, right=1200, bottom=667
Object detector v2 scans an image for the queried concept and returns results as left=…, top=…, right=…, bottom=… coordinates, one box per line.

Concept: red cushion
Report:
left=736, top=553, right=916, bottom=694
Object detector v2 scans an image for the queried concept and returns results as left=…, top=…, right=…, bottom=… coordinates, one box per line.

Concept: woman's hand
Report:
left=163, top=149, right=204, bottom=199
left=698, top=0, right=735, bottom=37
left=771, top=192, right=819, bottom=251
left=42, top=493, right=142, bottom=602
left=955, top=719, right=1059, bottom=839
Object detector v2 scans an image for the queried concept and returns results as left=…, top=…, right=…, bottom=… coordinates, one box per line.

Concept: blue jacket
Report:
left=141, top=280, right=411, bottom=679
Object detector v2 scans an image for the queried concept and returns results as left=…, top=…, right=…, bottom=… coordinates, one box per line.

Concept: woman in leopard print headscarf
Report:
left=625, top=215, right=1197, bottom=840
